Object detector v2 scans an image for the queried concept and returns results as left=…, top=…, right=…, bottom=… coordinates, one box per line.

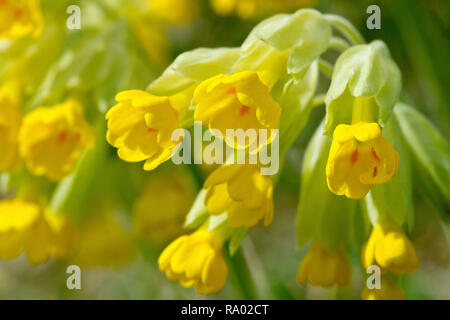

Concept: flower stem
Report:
left=226, top=247, right=258, bottom=300
left=318, top=59, right=334, bottom=79
left=325, top=14, right=366, bottom=45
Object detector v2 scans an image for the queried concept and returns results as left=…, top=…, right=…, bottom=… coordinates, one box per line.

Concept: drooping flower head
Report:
left=204, top=164, right=274, bottom=227
left=326, top=122, right=399, bottom=199
left=106, top=90, right=181, bottom=171
left=0, top=0, right=43, bottom=39
left=158, top=224, right=227, bottom=295
left=133, top=169, right=196, bottom=243
left=362, top=223, right=419, bottom=275
left=194, top=71, right=280, bottom=150
left=361, top=277, right=405, bottom=300
left=0, top=82, right=21, bottom=171
left=297, top=241, right=352, bottom=288
left=19, top=99, right=95, bottom=181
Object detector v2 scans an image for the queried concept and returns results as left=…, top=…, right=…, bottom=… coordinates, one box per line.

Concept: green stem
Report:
left=318, top=59, right=334, bottom=79
left=325, top=14, right=366, bottom=45
left=329, top=37, right=351, bottom=52
left=226, top=247, right=258, bottom=300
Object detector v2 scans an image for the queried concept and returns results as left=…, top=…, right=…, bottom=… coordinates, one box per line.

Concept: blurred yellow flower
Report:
left=297, top=242, right=352, bottom=288
left=362, top=223, right=419, bottom=275
left=361, top=277, right=405, bottom=300
left=210, top=0, right=316, bottom=19
left=326, top=122, right=399, bottom=199
left=0, top=83, right=21, bottom=172
left=149, top=0, right=199, bottom=25
left=74, top=211, right=136, bottom=268
left=0, top=199, right=76, bottom=265
left=106, top=90, right=181, bottom=171
left=158, top=224, right=227, bottom=294
left=0, top=0, right=43, bottom=39
left=19, top=99, right=95, bottom=181
left=204, top=164, right=273, bottom=227
left=194, top=71, right=280, bottom=149
left=133, top=170, right=196, bottom=243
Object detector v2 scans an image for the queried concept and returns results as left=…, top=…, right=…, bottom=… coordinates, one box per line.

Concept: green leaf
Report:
left=394, top=103, right=450, bottom=214
left=183, top=189, right=209, bottom=229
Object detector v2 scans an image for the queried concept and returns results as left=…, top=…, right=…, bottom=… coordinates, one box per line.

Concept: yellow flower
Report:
left=106, top=90, right=181, bottom=171
left=0, top=83, right=21, bottom=172
left=133, top=170, right=196, bottom=243
left=297, top=242, right=352, bottom=288
left=204, top=164, right=274, bottom=227
left=149, top=0, right=199, bottom=25
left=158, top=224, right=227, bottom=295
left=74, top=211, right=136, bottom=268
left=0, top=0, right=43, bottom=39
left=326, top=122, right=399, bottom=199
left=194, top=71, right=280, bottom=149
left=361, top=277, right=405, bottom=300
left=0, top=199, right=76, bottom=265
left=362, top=223, right=419, bottom=275
left=19, top=100, right=95, bottom=181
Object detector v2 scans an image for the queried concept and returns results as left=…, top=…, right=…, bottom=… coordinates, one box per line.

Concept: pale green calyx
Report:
left=324, top=40, right=401, bottom=136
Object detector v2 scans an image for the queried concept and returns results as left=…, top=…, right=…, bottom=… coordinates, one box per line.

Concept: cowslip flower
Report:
left=133, top=170, right=196, bottom=243
left=194, top=71, right=280, bottom=149
left=74, top=211, right=136, bottom=268
left=19, top=99, right=95, bottom=181
left=297, top=242, right=352, bottom=288
left=0, top=199, right=76, bottom=265
left=106, top=90, right=181, bottom=171
left=149, top=0, right=199, bottom=25
left=0, top=0, right=43, bottom=39
left=326, top=121, right=399, bottom=199
left=158, top=224, right=227, bottom=295
left=0, top=83, right=21, bottom=171
left=361, top=223, right=419, bottom=275
left=203, top=164, right=274, bottom=227
left=361, top=277, right=405, bottom=300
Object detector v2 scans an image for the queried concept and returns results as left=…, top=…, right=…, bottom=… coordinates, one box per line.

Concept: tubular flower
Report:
left=0, top=199, right=76, bottom=265
left=133, top=170, right=196, bottom=243
left=194, top=71, right=280, bottom=149
left=0, top=83, right=21, bottom=171
left=158, top=224, right=227, bottom=295
left=362, top=223, right=419, bottom=275
left=19, top=100, right=95, bottom=181
left=204, top=164, right=274, bottom=227
left=297, top=242, right=352, bottom=288
left=106, top=90, right=181, bottom=171
left=74, top=211, right=136, bottom=268
left=361, top=278, right=405, bottom=300
left=326, top=122, right=399, bottom=199
left=0, top=0, right=43, bottom=39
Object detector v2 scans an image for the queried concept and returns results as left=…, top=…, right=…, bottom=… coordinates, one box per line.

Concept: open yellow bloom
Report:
left=204, top=164, right=273, bottom=227
left=106, top=90, right=181, bottom=171
left=19, top=100, right=95, bottom=181
left=133, top=170, right=196, bottom=243
left=297, top=242, right=352, bottom=288
left=0, top=83, right=21, bottom=171
left=326, top=122, right=399, bottom=199
left=0, top=0, right=43, bottom=39
left=194, top=71, right=280, bottom=149
left=361, top=277, right=405, bottom=300
left=0, top=199, right=76, bottom=265
left=158, top=225, right=227, bottom=295
left=362, top=223, right=419, bottom=275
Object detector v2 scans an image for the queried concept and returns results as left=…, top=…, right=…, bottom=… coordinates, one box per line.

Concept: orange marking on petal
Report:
left=350, top=149, right=359, bottom=164
left=147, top=128, right=158, bottom=133
left=14, top=9, right=24, bottom=18
left=239, top=105, right=250, bottom=116
left=371, top=147, right=381, bottom=162
left=58, top=131, right=68, bottom=143
left=372, top=166, right=378, bottom=177
left=227, top=87, right=236, bottom=94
